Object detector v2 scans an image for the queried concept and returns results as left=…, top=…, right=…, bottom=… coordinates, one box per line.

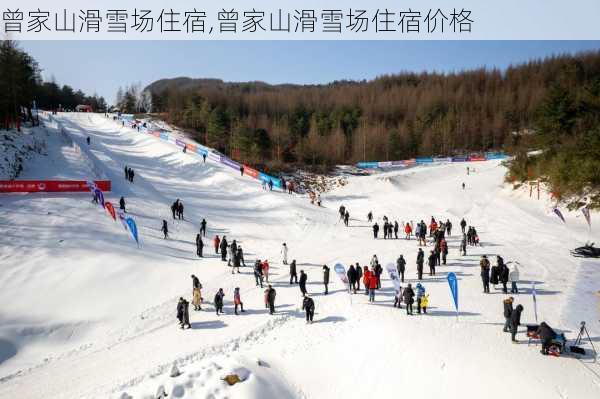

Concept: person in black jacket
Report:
left=195, top=233, right=203, bottom=257
left=396, top=255, right=406, bottom=283
left=502, top=297, right=514, bottom=332
left=177, top=297, right=191, bottom=329
left=161, top=220, right=169, bottom=239
left=323, top=265, right=330, bottom=294
left=536, top=322, right=557, bottom=355
left=416, top=248, right=424, bottom=280
left=220, top=236, right=228, bottom=261
left=299, top=270, right=308, bottom=296
left=302, top=295, right=315, bottom=324
left=428, top=250, right=436, bottom=276
left=355, top=263, right=362, bottom=291
left=373, top=223, right=379, bottom=239
left=200, top=218, right=207, bottom=237
left=480, top=255, right=491, bottom=293
left=254, top=260, right=263, bottom=287
left=403, top=283, right=415, bottom=315
left=347, top=265, right=357, bottom=293
left=214, top=288, right=225, bottom=315
left=289, top=259, right=298, bottom=284
left=510, top=304, right=524, bottom=342
left=460, top=218, right=467, bottom=234
left=498, top=257, right=509, bottom=294
left=119, top=196, right=126, bottom=213
left=266, top=285, right=276, bottom=314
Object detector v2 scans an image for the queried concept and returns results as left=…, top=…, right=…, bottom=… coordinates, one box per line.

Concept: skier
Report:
left=161, top=220, right=169, bottom=239
left=299, top=270, right=308, bottom=296
left=416, top=248, right=424, bottom=280
left=322, top=265, right=330, bottom=295
left=405, top=222, right=412, bottom=240
left=233, top=287, right=245, bottom=315
left=510, top=304, right=524, bottom=343
left=440, top=238, right=448, bottom=265
left=396, top=255, right=406, bottom=283
left=428, top=250, right=436, bottom=276
left=119, top=196, right=126, bottom=213
left=213, top=235, right=220, bottom=254
left=195, top=233, right=203, bottom=257
left=347, top=264, right=357, bottom=293
left=403, top=283, right=415, bottom=315
left=177, top=297, right=191, bottom=329
left=367, top=211, right=373, bottom=222
left=266, top=285, right=276, bottom=314
left=214, top=288, right=225, bottom=315
left=480, top=255, right=491, bottom=293
left=394, top=221, right=399, bottom=239
left=191, top=274, right=202, bottom=311
left=344, top=210, right=350, bottom=227
left=355, top=262, right=362, bottom=291
left=289, top=259, right=298, bottom=284
left=460, top=218, right=467, bottom=234
left=281, top=243, right=288, bottom=265
left=220, top=236, right=228, bottom=261
left=509, top=263, right=520, bottom=294
left=254, top=260, right=264, bottom=287
left=373, top=222, right=379, bottom=239
left=200, top=218, right=207, bottom=237
left=367, top=267, right=378, bottom=302
left=502, top=297, right=513, bottom=332
left=302, top=295, right=315, bottom=324
left=262, top=259, right=270, bottom=283
left=416, top=283, right=426, bottom=314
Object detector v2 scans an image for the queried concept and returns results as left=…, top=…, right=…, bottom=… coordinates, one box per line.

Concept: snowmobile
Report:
left=570, top=242, right=600, bottom=258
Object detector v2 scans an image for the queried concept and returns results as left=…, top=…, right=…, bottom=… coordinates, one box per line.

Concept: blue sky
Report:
left=21, top=41, right=600, bottom=105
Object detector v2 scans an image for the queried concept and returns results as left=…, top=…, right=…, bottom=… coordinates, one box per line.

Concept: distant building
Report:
left=76, top=104, right=93, bottom=112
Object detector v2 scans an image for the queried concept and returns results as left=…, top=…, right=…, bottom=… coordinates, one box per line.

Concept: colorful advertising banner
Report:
left=0, top=180, right=111, bottom=193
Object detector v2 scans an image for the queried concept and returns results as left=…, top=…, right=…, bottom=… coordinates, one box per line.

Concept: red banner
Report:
left=0, top=180, right=111, bottom=193
left=468, top=156, right=486, bottom=162
left=243, top=165, right=259, bottom=179
left=186, top=143, right=197, bottom=152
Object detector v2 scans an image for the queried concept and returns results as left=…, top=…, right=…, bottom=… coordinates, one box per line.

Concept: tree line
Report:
left=0, top=41, right=106, bottom=130
left=144, top=51, right=600, bottom=177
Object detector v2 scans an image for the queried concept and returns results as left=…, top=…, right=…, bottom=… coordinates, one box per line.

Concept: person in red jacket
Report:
left=367, top=268, right=378, bottom=302
left=213, top=235, right=220, bottom=254
left=404, top=222, right=412, bottom=239
left=363, top=266, right=371, bottom=296
left=429, top=218, right=437, bottom=237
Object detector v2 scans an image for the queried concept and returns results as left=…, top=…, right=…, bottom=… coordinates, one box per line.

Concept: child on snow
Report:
left=233, top=287, right=244, bottom=315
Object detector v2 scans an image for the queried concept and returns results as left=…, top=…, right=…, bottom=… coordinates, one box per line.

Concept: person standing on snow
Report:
left=502, top=297, right=514, bottom=332
left=367, top=267, right=378, bottom=302
left=404, top=222, right=412, bottom=240
left=416, top=248, right=424, bottom=280
left=262, top=260, right=270, bottom=283
left=440, top=238, right=448, bottom=265
left=427, top=250, right=436, bottom=276
left=227, top=240, right=236, bottom=267
left=373, top=222, right=380, bottom=239
left=510, top=304, right=524, bottom=343
left=236, top=246, right=246, bottom=267
left=509, top=263, right=520, bottom=294
left=403, top=284, right=415, bottom=315
left=446, top=219, right=452, bottom=236
left=299, top=270, right=308, bottom=296
left=254, top=260, right=264, bottom=287
left=355, top=262, right=363, bottom=291
left=200, top=218, right=207, bottom=237
left=281, top=243, right=289, bottom=265
left=289, top=259, right=298, bottom=284
left=363, top=266, right=371, bottom=295
left=344, top=210, right=350, bottom=227
left=171, top=200, right=177, bottom=219
left=394, top=221, right=399, bottom=239
left=220, top=236, right=228, bottom=261
left=161, top=220, right=169, bottom=239
left=214, top=289, right=225, bottom=315
left=177, top=201, right=184, bottom=220
left=416, top=283, right=426, bottom=314
left=232, top=247, right=241, bottom=274
left=383, top=221, right=389, bottom=239
left=177, top=297, right=191, bottom=329
left=347, top=264, right=358, bottom=293
left=195, top=233, right=203, bottom=257
left=499, top=257, right=509, bottom=294
left=460, top=218, right=467, bottom=234
left=338, top=205, right=346, bottom=221
left=191, top=275, right=203, bottom=311
left=480, top=255, right=491, bottom=293
left=266, top=285, right=276, bottom=314
left=213, top=235, right=220, bottom=254
left=119, top=196, right=126, bottom=213
left=397, top=255, right=406, bottom=283
left=367, top=211, right=373, bottom=222
left=323, top=265, right=330, bottom=295
left=302, top=295, right=315, bottom=324
left=233, top=287, right=245, bottom=315
left=460, top=234, right=467, bottom=256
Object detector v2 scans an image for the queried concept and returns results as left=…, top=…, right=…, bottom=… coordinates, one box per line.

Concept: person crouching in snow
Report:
left=302, top=295, right=315, bottom=324
left=233, top=287, right=245, bottom=315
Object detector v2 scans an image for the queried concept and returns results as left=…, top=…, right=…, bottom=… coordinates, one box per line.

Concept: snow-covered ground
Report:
left=0, top=112, right=599, bottom=398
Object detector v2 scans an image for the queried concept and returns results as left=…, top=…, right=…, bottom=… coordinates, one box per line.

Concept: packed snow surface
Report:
left=0, top=112, right=599, bottom=398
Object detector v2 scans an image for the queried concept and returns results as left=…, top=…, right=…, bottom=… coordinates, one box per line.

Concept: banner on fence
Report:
left=159, top=132, right=169, bottom=140
left=415, top=157, right=434, bottom=163
left=433, top=157, right=452, bottom=163
left=259, top=172, right=283, bottom=188
left=208, top=151, right=221, bottom=162
left=243, top=165, right=260, bottom=179
left=175, top=138, right=186, bottom=148
left=468, top=156, right=486, bottom=161
left=0, top=180, right=111, bottom=193
left=221, top=156, right=241, bottom=170
left=377, top=161, right=393, bottom=168
left=452, top=156, right=468, bottom=162
left=356, top=162, right=379, bottom=169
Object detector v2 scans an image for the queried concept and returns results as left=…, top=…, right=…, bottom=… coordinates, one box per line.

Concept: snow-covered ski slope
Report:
left=1, top=112, right=599, bottom=398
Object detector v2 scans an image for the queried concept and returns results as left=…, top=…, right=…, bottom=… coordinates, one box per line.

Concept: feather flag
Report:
left=553, top=208, right=566, bottom=224
left=125, top=216, right=139, bottom=246
left=582, top=207, right=591, bottom=229
left=117, top=209, right=128, bottom=231
left=104, top=202, right=116, bottom=221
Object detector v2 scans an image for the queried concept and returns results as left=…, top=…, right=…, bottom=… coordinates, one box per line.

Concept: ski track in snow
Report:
left=1, top=112, right=599, bottom=398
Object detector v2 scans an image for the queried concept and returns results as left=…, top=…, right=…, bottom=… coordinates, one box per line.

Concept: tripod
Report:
left=574, top=321, right=597, bottom=358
